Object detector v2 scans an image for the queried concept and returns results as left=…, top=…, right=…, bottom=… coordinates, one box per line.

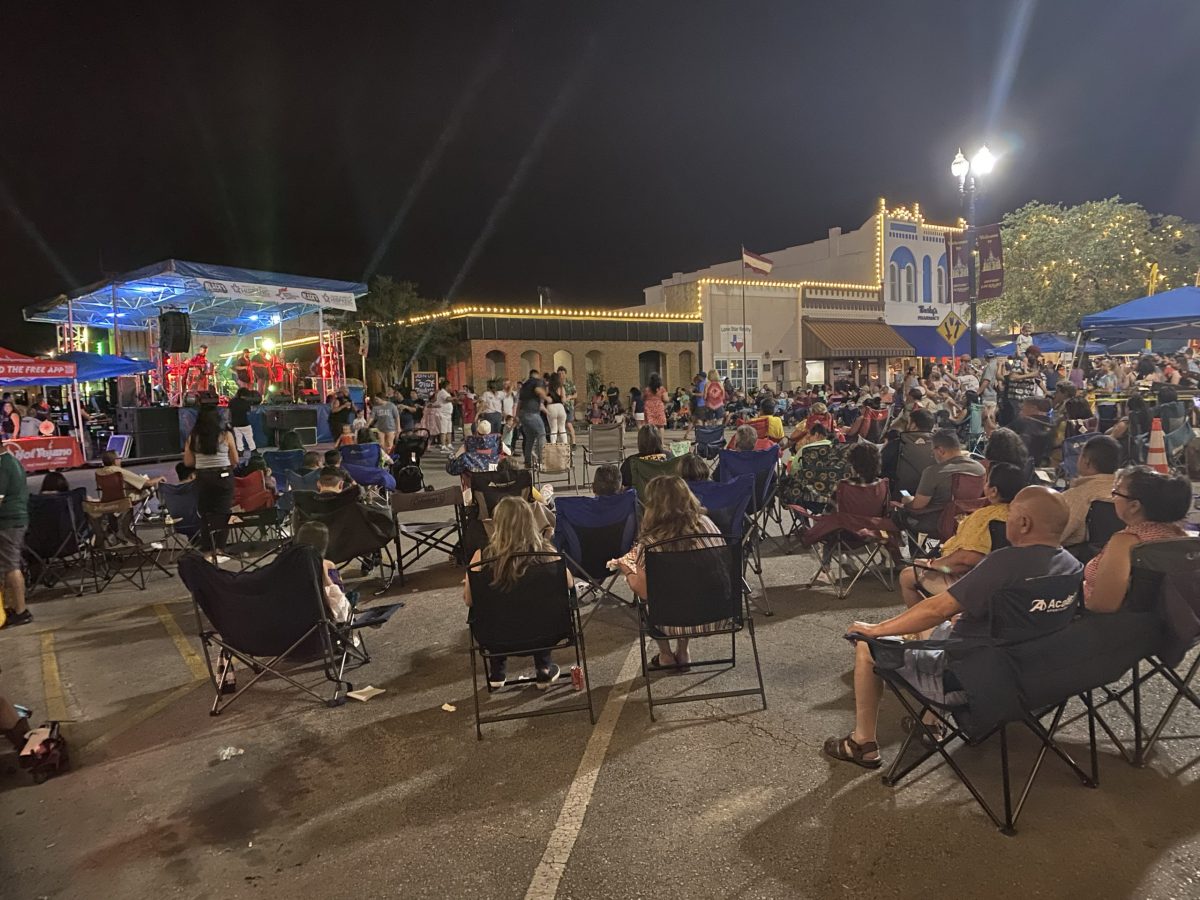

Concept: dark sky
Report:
left=2, top=1, right=1198, bottom=352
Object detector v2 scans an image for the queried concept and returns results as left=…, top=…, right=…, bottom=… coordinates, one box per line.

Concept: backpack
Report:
left=395, top=464, right=424, bottom=493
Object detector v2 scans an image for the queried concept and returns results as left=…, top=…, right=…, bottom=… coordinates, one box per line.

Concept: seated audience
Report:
left=881, top=408, right=936, bottom=491
left=299, top=451, right=323, bottom=474
left=811, top=442, right=888, bottom=582
left=898, top=462, right=1024, bottom=607
left=824, top=487, right=1080, bottom=767
left=788, top=401, right=834, bottom=444
left=323, top=449, right=355, bottom=485
left=895, top=429, right=985, bottom=535
left=591, top=463, right=624, bottom=496
left=294, top=521, right=352, bottom=622
left=317, top=470, right=345, bottom=494
left=790, top=422, right=831, bottom=452
left=1083, top=466, right=1192, bottom=612
left=450, top=417, right=506, bottom=465
left=463, top=496, right=572, bottom=688
left=613, top=475, right=724, bottom=670
left=278, top=430, right=305, bottom=452
left=96, top=449, right=164, bottom=498
left=676, top=453, right=710, bottom=483
left=1061, top=435, right=1121, bottom=547
left=39, top=471, right=70, bottom=493
left=356, top=427, right=394, bottom=466
left=731, top=424, right=761, bottom=452
left=983, top=426, right=1029, bottom=475
left=175, top=462, right=196, bottom=483
left=748, top=397, right=785, bottom=442
left=620, top=425, right=669, bottom=487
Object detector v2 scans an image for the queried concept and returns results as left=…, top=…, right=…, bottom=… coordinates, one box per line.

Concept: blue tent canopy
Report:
left=57, top=351, right=153, bottom=382
left=22, top=259, right=367, bottom=336
left=1099, top=338, right=1188, bottom=355
left=991, top=332, right=1105, bottom=356
left=890, top=325, right=993, bottom=358
left=1079, top=286, right=1200, bottom=340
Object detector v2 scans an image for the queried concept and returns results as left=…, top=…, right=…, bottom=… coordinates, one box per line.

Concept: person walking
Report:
left=0, top=443, right=31, bottom=627
left=182, top=407, right=238, bottom=558
left=369, top=393, right=400, bottom=455
left=643, top=372, right=667, bottom=428
left=517, top=369, right=547, bottom=467
left=228, top=387, right=256, bottom=457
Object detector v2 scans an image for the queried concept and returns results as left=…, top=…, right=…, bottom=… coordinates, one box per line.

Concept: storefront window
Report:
left=714, top=356, right=759, bottom=392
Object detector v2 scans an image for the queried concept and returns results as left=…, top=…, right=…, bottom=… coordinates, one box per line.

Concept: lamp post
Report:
left=951, top=145, right=995, bottom=359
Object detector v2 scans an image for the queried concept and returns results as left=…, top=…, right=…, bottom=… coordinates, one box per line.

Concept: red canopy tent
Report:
left=0, top=347, right=77, bottom=382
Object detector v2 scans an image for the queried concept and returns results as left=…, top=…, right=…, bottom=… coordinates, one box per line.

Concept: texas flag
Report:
left=741, top=247, right=774, bottom=275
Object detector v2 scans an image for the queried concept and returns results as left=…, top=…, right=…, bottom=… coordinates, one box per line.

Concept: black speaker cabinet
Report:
left=115, top=406, right=181, bottom=458
left=159, top=311, right=192, bottom=353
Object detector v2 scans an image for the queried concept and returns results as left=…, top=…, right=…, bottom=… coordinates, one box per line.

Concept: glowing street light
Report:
left=950, top=144, right=998, bottom=357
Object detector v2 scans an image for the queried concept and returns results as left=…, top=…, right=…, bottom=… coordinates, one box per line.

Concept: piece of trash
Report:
left=248, top=841, right=253, bottom=848
left=347, top=686, right=385, bottom=702
left=440, top=703, right=456, bottom=712
left=216, top=746, right=245, bottom=761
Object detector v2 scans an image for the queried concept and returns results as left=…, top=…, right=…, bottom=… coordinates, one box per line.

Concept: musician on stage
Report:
left=186, top=345, right=211, bottom=392
left=233, top=348, right=254, bottom=390
left=251, top=348, right=271, bottom=396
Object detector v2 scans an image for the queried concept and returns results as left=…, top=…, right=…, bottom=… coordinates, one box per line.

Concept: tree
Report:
left=980, top=198, right=1200, bottom=333
left=332, top=276, right=458, bottom=390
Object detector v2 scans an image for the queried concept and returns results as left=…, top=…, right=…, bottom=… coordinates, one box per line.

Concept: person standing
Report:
left=432, top=379, right=455, bottom=450
left=478, top=381, right=504, bottom=435
left=517, top=369, right=547, bottom=467
left=704, top=368, right=726, bottom=423
left=369, top=393, right=400, bottom=455
left=545, top=371, right=568, bottom=443
left=251, top=347, right=271, bottom=396
left=557, top=366, right=577, bottom=444
left=229, top=388, right=256, bottom=456
left=0, top=401, right=19, bottom=440
left=182, top=407, right=238, bottom=557
left=232, top=349, right=254, bottom=391
left=0, top=443, right=31, bottom=627
left=643, top=372, right=667, bottom=428
left=328, top=390, right=354, bottom=438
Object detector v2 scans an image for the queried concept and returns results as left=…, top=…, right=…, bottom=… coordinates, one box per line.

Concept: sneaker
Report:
left=535, top=664, right=561, bottom=690
left=487, top=662, right=507, bottom=689
left=2, top=609, right=32, bottom=628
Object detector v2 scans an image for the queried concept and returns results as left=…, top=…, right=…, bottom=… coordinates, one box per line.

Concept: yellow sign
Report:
left=936, top=311, right=967, bottom=347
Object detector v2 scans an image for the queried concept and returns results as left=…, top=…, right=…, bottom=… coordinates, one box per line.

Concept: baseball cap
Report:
left=985, top=350, right=996, bottom=358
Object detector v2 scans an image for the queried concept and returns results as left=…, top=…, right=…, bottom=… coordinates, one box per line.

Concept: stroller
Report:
left=393, top=428, right=431, bottom=493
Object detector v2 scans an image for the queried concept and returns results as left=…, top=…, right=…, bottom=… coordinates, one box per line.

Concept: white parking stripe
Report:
left=524, top=644, right=643, bottom=900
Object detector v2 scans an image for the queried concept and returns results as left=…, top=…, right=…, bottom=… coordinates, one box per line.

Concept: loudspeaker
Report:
left=159, top=311, right=191, bottom=354
left=293, top=426, right=318, bottom=446
left=115, top=405, right=181, bottom=459
left=367, top=325, right=384, bottom=358
left=132, top=430, right=182, bottom=458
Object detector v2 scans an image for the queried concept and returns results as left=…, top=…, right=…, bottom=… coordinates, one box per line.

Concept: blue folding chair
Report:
left=343, top=461, right=397, bottom=495
left=553, top=490, right=639, bottom=624
left=264, top=449, right=305, bottom=494
left=692, top=424, right=726, bottom=461
left=690, top=474, right=770, bottom=614
left=1059, top=433, right=1093, bottom=482
left=716, top=447, right=781, bottom=612
left=339, top=443, right=383, bottom=469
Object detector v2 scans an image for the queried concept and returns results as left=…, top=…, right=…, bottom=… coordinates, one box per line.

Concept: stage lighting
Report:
left=262, top=338, right=276, bottom=351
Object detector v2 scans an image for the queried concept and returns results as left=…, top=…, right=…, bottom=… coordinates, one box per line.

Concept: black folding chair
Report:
left=467, top=552, right=595, bottom=739
left=294, top=486, right=398, bottom=595
left=552, top=491, right=638, bottom=623
left=638, top=534, right=767, bottom=720
left=158, top=481, right=203, bottom=558
left=691, top=424, right=726, bottom=462
left=224, top=507, right=289, bottom=571
left=180, top=545, right=402, bottom=715
left=83, top=497, right=173, bottom=591
left=24, top=489, right=97, bottom=596
left=391, top=486, right=465, bottom=585
left=690, top=475, right=767, bottom=613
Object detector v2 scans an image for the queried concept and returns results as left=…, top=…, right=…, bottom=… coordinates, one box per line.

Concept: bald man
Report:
left=823, top=486, right=1084, bottom=769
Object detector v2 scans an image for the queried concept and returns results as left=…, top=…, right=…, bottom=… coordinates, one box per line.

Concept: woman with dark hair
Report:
left=643, top=372, right=667, bottom=428
left=619, top=424, right=668, bottom=487
left=39, top=471, right=70, bottom=493
left=183, top=406, right=238, bottom=553
left=1085, top=466, right=1192, bottom=612
left=545, top=371, right=568, bottom=444
left=677, top=453, right=710, bottom=483
left=0, top=400, right=18, bottom=440
left=1109, top=394, right=1152, bottom=443
left=278, top=430, right=305, bottom=452
left=984, top=427, right=1029, bottom=473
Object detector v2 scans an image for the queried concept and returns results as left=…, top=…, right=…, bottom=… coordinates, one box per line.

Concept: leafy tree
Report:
left=981, top=198, right=1200, bottom=333
left=332, top=276, right=458, bottom=390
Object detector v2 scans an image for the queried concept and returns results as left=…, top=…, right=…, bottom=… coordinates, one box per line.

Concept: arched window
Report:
left=888, top=246, right=916, bottom=302
left=552, top=349, right=574, bottom=378
left=922, top=256, right=932, bottom=303
left=520, top=349, right=541, bottom=376
left=936, top=266, right=946, bottom=303
left=904, top=264, right=916, bottom=303
left=484, top=349, right=506, bottom=382
left=888, top=263, right=900, bottom=303
left=678, top=349, right=695, bottom=383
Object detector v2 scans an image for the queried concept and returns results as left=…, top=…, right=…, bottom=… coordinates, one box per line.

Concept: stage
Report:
left=176, top=402, right=333, bottom=449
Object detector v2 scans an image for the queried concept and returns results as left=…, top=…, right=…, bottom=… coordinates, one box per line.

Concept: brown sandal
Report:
left=823, top=733, right=882, bottom=769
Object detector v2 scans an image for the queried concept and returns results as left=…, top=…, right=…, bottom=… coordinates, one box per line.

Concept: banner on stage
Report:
left=412, top=371, right=438, bottom=399
left=0, top=359, right=77, bottom=380
left=976, top=225, right=1004, bottom=300
left=192, top=279, right=358, bottom=312
left=946, top=233, right=971, bottom=304
left=3, top=437, right=84, bottom=472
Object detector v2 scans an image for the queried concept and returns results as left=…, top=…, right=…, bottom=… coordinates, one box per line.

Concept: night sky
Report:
left=2, top=1, right=1197, bottom=352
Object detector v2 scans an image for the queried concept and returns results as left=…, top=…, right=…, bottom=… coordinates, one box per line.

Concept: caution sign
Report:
left=936, top=311, right=967, bottom=349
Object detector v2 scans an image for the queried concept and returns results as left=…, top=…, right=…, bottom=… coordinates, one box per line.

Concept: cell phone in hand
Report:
left=900, top=490, right=912, bottom=498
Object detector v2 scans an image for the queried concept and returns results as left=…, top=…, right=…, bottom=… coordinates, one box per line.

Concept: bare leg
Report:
left=654, top=640, right=676, bottom=665
left=851, top=640, right=884, bottom=755
left=898, top=566, right=922, bottom=609
left=674, top=637, right=690, bottom=666
left=5, top=568, right=26, bottom=615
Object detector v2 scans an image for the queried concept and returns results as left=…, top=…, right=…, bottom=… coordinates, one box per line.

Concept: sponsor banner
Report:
left=947, top=232, right=971, bottom=304
left=0, top=360, right=77, bottom=380
left=720, top=323, right=752, bottom=354
left=194, top=279, right=358, bottom=312
left=976, top=225, right=1004, bottom=300
left=4, top=437, right=84, bottom=472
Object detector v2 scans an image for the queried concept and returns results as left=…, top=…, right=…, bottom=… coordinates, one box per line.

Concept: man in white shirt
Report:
left=478, top=382, right=504, bottom=433
left=499, top=379, right=515, bottom=418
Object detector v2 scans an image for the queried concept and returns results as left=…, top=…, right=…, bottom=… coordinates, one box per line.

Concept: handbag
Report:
left=540, top=442, right=571, bottom=473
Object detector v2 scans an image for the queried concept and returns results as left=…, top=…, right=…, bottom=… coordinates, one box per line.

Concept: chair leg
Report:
left=639, top=627, right=655, bottom=721
left=745, top=602, right=767, bottom=710
left=999, top=725, right=1016, bottom=835
left=470, top=637, right=483, bottom=741
left=1143, top=655, right=1200, bottom=760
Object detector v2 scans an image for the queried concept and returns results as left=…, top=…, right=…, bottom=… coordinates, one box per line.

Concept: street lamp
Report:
left=951, top=144, right=995, bottom=358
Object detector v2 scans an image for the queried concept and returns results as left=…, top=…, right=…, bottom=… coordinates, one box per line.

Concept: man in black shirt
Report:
left=517, top=369, right=547, bottom=467
left=229, top=388, right=256, bottom=456
left=823, top=486, right=1082, bottom=768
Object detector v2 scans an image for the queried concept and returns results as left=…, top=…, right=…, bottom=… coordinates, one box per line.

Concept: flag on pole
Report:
left=741, top=247, right=774, bottom=275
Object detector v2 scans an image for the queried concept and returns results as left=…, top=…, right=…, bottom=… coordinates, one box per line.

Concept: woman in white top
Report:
left=182, top=407, right=238, bottom=554
left=432, top=379, right=455, bottom=451
left=478, top=382, right=504, bottom=434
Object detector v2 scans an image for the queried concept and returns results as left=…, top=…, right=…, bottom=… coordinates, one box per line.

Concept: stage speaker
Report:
left=367, top=325, right=384, bottom=358
left=116, top=405, right=181, bottom=459
left=294, top=426, right=318, bottom=446
left=159, top=311, right=191, bottom=354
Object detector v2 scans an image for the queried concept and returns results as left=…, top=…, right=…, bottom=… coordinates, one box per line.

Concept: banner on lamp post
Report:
left=947, top=233, right=971, bottom=304
left=976, top=224, right=1004, bottom=300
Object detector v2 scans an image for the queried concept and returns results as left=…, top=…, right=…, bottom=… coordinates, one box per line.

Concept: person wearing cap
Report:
left=956, top=361, right=980, bottom=394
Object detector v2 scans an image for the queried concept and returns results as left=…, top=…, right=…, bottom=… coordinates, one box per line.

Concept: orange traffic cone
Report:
left=1147, top=417, right=1170, bottom=474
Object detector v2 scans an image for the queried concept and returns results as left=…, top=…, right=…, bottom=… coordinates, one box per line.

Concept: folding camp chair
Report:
left=263, top=449, right=305, bottom=493
left=536, top=440, right=577, bottom=492
left=799, top=479, right=897, bottom=599
left=158, top=481, right=202, bottom=557
left=293, top=486, right=398, bottom=594
left=96, top=469, right=155, bottom=529
left=468, top=468, right=533, bottom=518
left=180, top=545, right=402, bottom=715
left=234, top=470, right=276, bottom=513
left=583, top=423, right=624, bottom=478
left=1058, top=433, right=1093, bottom=482
left=390, top=485, right=465, bottom=585
left=859, top=406, right=891, bottom=443
left=83, top=497, right=172, bottom=590
left=467, top=552, right=595, bottom=739
left=224, top=507, right=289, bottom=571
left=553, top=491, right=638, bottom=619
left=716, top=446, right=782, bottom=609
left=903, top=471, right=986, bottom=559
left=343, top=461, right=397, bottom=499
left=690, top=475, right=763, bottom=611
left=628, top=455, right=685, bottom=500
left=339, top=443, right=383, bottom=469
left=638, top=534, right=767, bottom=721
left=691, top=424, right=726, bottom=462
left=892, top=432, right=936, bottom=497
left=23, top=489, right=96, bottom=596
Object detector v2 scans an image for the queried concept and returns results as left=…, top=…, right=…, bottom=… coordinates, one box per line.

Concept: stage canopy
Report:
left=1078, top=286, right=1200, bottom=341
left=0, top=347, right=76, bottom=383
left=22, top=259, right=367, bottom=336
left=889, top=325, right=993, bottom=358
left=56, top=351, right=153, bottom=383
left=990, top=332, right=1105, bottom=356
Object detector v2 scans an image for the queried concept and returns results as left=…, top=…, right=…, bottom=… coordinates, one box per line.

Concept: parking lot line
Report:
left=153, top=603, right=209, bottom=682
left=80, top=679, right=207, bottom=756
left=524, top=644, right=643, bottom=900
left=40, top=631, right=69, bottom=721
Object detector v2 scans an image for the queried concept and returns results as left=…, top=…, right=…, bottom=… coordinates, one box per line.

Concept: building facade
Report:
left=639, top=199, right=975, bottom=389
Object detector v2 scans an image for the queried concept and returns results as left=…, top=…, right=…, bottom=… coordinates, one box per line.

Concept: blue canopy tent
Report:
left=991, top=332, right=1105, bottom=356
left=1078, top=286, right=1200, bottom=342
left=44, top=352, right=152, bottom=385
left=890, top=325, right=993, bottom=358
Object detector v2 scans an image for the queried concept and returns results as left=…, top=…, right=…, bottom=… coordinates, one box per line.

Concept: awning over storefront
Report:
left=890, top=325, right=994, bottom=358
left=802, top=320, right=913, bottom=358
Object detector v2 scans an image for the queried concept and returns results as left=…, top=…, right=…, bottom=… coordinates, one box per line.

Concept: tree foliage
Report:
left=332, top=276, right=458, bottom=390
left=981, top=197, right=1200, bottom=333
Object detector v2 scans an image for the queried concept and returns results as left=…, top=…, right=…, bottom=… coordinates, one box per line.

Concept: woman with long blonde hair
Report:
left=614, top=475, right=724, bottom=669
left=464, top=496, right=572, bottom=688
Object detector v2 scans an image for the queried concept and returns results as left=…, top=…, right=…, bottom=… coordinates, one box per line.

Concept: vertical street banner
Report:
left=976, top=224, right=1004, bottom=300
left=946, top=232, right=971, bottom=304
